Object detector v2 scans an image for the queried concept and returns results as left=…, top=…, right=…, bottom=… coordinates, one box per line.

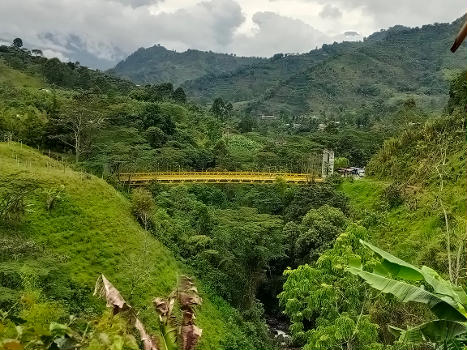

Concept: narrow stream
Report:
left=267, top=315, right=293, bottom=349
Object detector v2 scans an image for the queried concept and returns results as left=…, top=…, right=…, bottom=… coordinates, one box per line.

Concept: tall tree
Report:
left=51, top=94, right=104, bottom=162
left=172, top=87, right=187, bottom=103
left=12, top=38, right=23, bottom=48
left=238, top=115, right=255, bottom=133
left=210, top=97, right=232, bottom=120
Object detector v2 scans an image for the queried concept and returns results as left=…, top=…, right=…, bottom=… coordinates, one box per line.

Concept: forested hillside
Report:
left=181, top=42, right=359, bottom=106
left=107, top=16, right=467, bottom=128
left=249, top=17, right=467, bottom=116
left=182, top=17, right=466, bottom=119
left=109, top=44, right=264, bottom=86
left=0, top=44, right=395, bottom=172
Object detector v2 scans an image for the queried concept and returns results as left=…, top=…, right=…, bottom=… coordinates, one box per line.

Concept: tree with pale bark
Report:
left=52, top=94, right=104, bottom=162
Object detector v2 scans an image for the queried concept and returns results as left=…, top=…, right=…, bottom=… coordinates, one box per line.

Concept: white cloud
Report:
left=0, top=0, right=244, bottom=68
left=42, top=49, right=70, bottom=62
left=0, top=0, right=464, bottom=68
left=231, top=12, right=330, bottom=56
left=294, top=0, right=466, bottom=35
left=319, top=4, right=342, bottom=19
left=110, top=0, right=163, bottom=8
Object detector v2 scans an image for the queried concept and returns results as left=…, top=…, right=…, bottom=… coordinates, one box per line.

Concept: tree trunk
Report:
left=75, top=132, right=80, bottom=163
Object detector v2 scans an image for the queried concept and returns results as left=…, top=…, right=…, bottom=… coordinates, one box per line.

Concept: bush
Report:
left=382, top=183, right=404, bottom=208
left=0, top=186, right=33, bottom=225
left=130, top=188, right=155, bottom=230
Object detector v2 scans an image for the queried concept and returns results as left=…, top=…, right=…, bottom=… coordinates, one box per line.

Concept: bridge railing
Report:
left=119, top=171, right=312, bottom=177
left=117, top=171, right=323, bottom=185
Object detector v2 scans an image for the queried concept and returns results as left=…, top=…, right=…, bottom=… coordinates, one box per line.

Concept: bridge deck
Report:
left=119, top=172, right=322, bottom=185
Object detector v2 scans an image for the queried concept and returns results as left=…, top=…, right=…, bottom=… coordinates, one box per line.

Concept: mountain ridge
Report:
left=188, top=16, right=467, bottom=116
left=109, top=44, right=265, bottom=86
left=110, top=16, right=467, bottom=119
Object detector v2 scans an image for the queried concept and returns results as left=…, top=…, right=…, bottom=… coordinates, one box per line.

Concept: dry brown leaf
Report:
left=178, top=292, right=202, bottom=309
left=181, top=325, right=202, bottom=350
left=153, top=296, right=175, bottom=320
left=94, top=274, right=159, bottom=350
left=135, top=317, right=159, bottom=350
left=94, top=274, right=129, bottom=314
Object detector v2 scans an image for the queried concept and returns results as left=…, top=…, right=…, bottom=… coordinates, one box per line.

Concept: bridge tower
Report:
left=322, top=149, right=334, bottom=178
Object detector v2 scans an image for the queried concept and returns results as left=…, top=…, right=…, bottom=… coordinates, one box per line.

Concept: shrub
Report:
left=43, top=185, right=65, bottom=211
left=0, top=190, right=31, bottom=225
left=131, top=188, right=155, bottom=230
left=382, top=183, right=404, bottom=208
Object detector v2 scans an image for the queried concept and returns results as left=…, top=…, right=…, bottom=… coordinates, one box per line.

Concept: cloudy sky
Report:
left=0, top=0, right=465, bottom=68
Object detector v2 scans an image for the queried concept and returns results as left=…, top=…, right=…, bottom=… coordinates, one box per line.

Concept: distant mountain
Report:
left=246, top=18, right=467, bottom=116
left=109, top=44, right=265, bottom=86
left=182, top=17, right=467, bottom=117
left=110, top=17, right=467, bottom=119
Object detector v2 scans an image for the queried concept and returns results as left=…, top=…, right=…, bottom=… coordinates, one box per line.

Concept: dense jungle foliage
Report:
left=0, top=25, right=466, bottom=350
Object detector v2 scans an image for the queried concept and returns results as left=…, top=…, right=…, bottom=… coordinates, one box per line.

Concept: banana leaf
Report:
left=389, top=320, right=467, bottom=344
left=347, top=266, right=467, bottom=322
left=360, top=240, right=467, bottom=308
left=360, top=240, right=423, bottom=280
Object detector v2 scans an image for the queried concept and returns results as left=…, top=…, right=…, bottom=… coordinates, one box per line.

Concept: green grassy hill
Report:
left=0, top=142, right=260, bottom=349
left=339, top=87, right=466, bottom=276
left=340, top=172, right=465, bottom=274
left=0, top=62, right=44, bottom=88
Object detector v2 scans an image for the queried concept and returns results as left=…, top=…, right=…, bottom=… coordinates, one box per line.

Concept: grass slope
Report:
left=0, top=61, right=44, bottom=88
left=340, top=148, right=466, bottom=275
left=0, top=142, right=250, bottom=349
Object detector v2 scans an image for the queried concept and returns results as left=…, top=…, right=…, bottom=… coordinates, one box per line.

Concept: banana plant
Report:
left=94, top=274, right=202, bottom=350
left=153, top=276, right=203, bottom=350
left=347, top=240, right=467, bottom=350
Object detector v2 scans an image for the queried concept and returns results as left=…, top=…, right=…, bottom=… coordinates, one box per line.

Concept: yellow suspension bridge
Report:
left=119, top=171, right=323, bottom=185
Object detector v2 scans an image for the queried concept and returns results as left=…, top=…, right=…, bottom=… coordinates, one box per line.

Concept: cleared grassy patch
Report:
left=0, top=61, right=44, bottom=88
left=340, top=173, right=465, bottom=275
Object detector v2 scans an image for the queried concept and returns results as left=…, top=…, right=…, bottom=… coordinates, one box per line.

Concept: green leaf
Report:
left=49, top=322, right=71, bottom=338
left=388, top=325, right=404, bottom=339
left=159, top=323, right=177, bottom=350
left=347, top=266, right=467, bottom=322
left=360, top=240, right=423, bottom=280
left=348, top=255, right=361, bottom=269
left=396, top=320, right=467, bottom=344
left=360, top=240, right=467, bottom=310
left=420, top=266, right=467, bottom=307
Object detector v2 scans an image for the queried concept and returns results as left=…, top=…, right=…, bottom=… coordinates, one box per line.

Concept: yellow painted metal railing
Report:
left=119, top=171, right=322, bottom=185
